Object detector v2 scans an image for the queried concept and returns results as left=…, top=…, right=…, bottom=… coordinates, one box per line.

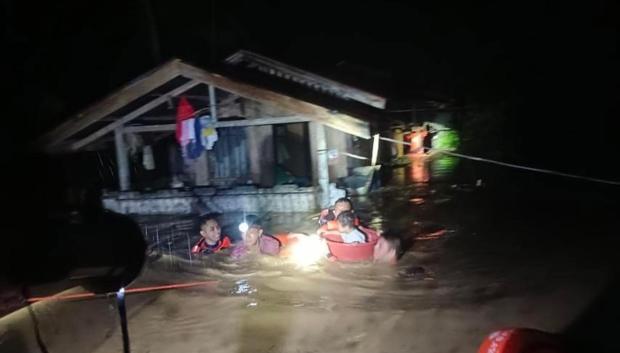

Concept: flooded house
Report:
left=39, top=51, right=389, bottom=216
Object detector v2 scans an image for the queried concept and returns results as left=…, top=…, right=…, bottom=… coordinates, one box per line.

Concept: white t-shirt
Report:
left=341, top=228, right=366, bottom=243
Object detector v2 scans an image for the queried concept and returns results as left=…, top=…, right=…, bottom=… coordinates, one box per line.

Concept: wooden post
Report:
left=196, top=84, right=218, bottom=186
left=308, top=122, right=319, bottom=188
left=114, top=127, right=130, bottom=191
left=393, top=127, right=404, bottom=157
left=208, top=85, right=217, bottom=121
left=316, top=123, right=330, bottom=208
left=371, top=133, right=380, bottom=166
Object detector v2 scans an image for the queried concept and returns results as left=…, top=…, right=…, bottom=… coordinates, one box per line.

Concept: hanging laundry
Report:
left=187, top=116, right=204, bottom=159
left=142, top=145, right=155, bottom=170
left=181, top=118, right=195, bottom=146
left=175, top=96, right=195, bottom=146
left=199, top=115, right=218, bottom=150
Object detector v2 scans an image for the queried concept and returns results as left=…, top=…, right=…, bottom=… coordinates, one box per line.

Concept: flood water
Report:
left=2, top=157, right=620, bottom=353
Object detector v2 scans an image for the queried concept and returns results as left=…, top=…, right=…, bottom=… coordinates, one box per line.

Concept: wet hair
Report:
left=243, top=214, right=261, bottom=228
left=334, top=197, right=353, bottom=209
left=336, top=210, right=357, bottom=229
left=248, top=223, right=263, bottom=232
left=245, top=215, right=263, bottom=238
left=382, top=235, right=402, bottom=258
left=199, top=213, right=220, bottom=228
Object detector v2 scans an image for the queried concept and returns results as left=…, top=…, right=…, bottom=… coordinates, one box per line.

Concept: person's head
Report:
left=373, top=236, right=401, bottom=264
left=333, top=198, right=353, bottom=218
left=199, top=215, right=221, bottom=245
left=337, top=210, right=356, bottom=233
left=243, top=224, right=263, bottom=247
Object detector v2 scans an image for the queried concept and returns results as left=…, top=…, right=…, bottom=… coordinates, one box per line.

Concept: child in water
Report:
left=336, top=211, right=366, bottom=243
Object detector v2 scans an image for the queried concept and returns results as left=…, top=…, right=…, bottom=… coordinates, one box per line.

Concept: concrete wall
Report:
left=102, top=185, right=318, bottom=215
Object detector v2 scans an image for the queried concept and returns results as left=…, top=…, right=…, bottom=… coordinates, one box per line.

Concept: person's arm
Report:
left=318, top=208, right=334, bottom=226
left=259, top=235, right=281, bottom=256
left=317, top=224, right=329, bottom=237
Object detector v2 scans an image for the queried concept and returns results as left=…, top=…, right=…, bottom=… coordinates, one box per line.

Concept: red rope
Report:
left=26, top=280, right=218, bottom=303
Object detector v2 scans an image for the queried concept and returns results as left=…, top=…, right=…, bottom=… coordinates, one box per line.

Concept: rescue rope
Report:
left=22, top=281, right=218, bottom=353
left=25, top=280, right=219, bottom=303
left=340, top=152, right=369, bottom=160
left=378, top=135, right=620, bottom=186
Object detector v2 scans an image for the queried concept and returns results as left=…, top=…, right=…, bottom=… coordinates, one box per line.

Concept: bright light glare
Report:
left=239, top=222, right=249, bottom=233
left=289, top=234, right=328, bottom=268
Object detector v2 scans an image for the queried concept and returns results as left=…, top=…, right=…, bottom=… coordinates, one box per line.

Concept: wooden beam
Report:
left=70, top=80, right=200, bottom=151
left=40, top=59, right=182, bottom=150
left=208, top=85, right=217, bottom=121
left=114, top=127, right=130, bottom=191
left=176, top=62, right=371, bottom=139
left=371, top=133, right=380, bottom=166
left=315, top=123, right=330, bottom=208
left=308, top=121, right=319, bottom=188
left=123, top=115, right=312, bottom=133
left=225, top=50, right=386, bottom=109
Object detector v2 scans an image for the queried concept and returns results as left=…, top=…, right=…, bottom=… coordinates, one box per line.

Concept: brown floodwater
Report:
left=2, top=162, right=619, bottom=353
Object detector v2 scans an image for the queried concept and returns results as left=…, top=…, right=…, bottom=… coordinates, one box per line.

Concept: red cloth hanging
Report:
left=175, top=96, right=195, bottom=144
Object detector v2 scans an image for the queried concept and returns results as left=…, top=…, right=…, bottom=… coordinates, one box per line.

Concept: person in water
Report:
left=319, top=197, right=352, bottom=225
left=373, top=235, right=401, bottom=265
left=336, top=211, right=366, bottom=244
left=318, top=197, right=360, bottom=236
left=191, top=215, right=232, bottom=255
left=231, top=221, right=281, bottom=258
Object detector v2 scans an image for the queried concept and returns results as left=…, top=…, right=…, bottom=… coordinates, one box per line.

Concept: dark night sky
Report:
left=3, top=0, right=619, bottom=178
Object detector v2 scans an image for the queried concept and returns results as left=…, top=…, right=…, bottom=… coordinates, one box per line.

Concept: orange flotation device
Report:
left=191, top=236, right=232, bottom=254
left=273, top=232, right=299, bottom=258
left=478, top=329, right=563, bottom=353
left=323, top=226, right=379, bottom=262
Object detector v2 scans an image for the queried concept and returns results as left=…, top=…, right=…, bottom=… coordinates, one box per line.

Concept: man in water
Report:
left=191, top=215, right=232, bottom=255
left=373, top=235, right=401, bottom=265
left=231, top=222, right=281, bottom=258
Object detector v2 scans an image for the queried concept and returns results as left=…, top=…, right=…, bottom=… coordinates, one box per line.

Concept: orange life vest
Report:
left=191, top=236, right=232, bottom=254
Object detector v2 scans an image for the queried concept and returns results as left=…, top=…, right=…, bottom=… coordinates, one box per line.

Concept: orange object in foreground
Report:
left=478, top=329, right=564, bottom=353
left=26, top=280, right=219, bottom=303
left=323, top=227, right=380, bottom=262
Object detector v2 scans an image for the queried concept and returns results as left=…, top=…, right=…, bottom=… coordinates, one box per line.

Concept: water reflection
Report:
left=431, top=155, right=459, bottom=179
left=232, top=279, right=257, bottom=295
left=387, top=153, right=459, bottom=186
left=409, top=156, right=430, bottom=183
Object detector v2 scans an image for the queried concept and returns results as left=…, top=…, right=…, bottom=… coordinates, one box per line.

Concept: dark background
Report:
left=2, top=0, right=618, bottom=202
